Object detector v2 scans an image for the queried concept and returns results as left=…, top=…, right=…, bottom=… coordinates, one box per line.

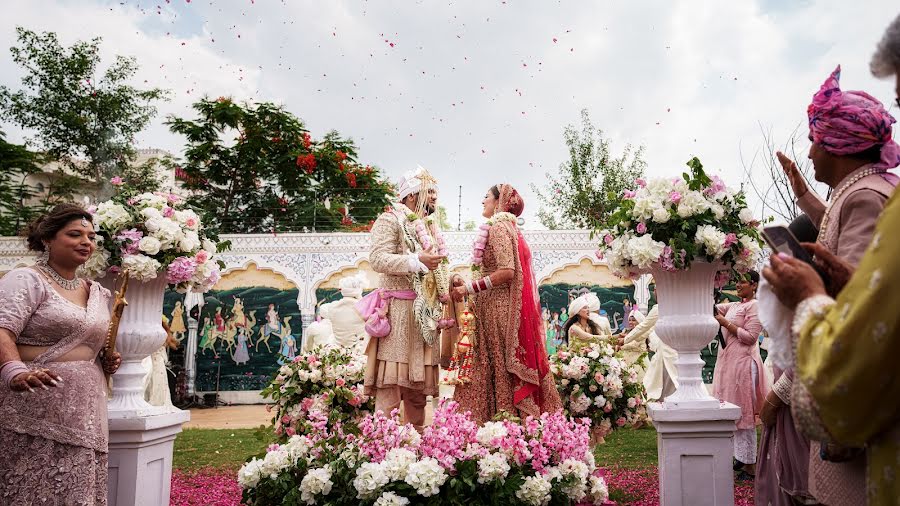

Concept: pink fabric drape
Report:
left=354, top=288, right=417, bottom=337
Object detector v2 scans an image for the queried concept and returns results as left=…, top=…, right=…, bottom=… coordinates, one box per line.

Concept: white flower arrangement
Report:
left=81, top=187, right=222, bottom=293
left=597, top=157, right=763, bottom=278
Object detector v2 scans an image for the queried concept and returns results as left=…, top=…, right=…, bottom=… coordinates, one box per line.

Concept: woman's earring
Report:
left=37, top=244, right=50, bottom=265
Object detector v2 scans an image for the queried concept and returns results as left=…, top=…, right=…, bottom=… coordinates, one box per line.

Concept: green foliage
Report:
left=0, top=27, right=168, bottom=199
left=0, top=131, right=47, bottom=235
left=166, top=98, right=394, bottom=234
left=533, top=109, right=646, bottom=230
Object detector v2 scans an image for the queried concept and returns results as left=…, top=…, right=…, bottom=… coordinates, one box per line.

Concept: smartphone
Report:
left=761, top=225, right=829, bottom=280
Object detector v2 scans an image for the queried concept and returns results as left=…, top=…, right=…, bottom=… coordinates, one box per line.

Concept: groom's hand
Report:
left=418, top=253, right=445, bottom=271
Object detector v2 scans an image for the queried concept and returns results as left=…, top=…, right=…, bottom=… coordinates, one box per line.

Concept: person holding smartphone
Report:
left=759, top=53, right=900, bottom=505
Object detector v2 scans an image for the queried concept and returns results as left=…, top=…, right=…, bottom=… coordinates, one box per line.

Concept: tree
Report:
left=434, top=206, right=454, bottom=230
left=0, top=132, right=42, bottom=235
left=740, top=123, right=825, bottom=223
left=166, top=97, right=394, bottom=234
left=0, top=27, right=167, bottom=200
left=532, top=109, right=646, bottom=230
left=462, top=220, right=476, bottom=231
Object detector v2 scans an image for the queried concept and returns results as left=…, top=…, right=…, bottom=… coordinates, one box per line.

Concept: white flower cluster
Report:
left=237, top=435, right=312, bottom=489
left=403, top=457, right=448, bottom=497
left=349, top=448, right=418, bottom=499
left=476, top=421, right=508, bottom=447
left=299, top=467, right=334, bottom=505
left=515, top=475, right=553, bottom=506
left=476, top=452, right=511, bottom=484
left=598, top=172, right=761, bottom=277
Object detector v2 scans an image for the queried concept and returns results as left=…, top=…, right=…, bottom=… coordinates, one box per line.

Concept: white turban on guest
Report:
left=568, top=295, right=590, bottom=318
left=397, top=165, right=430, bottom=200
left=584, top=292, right=601, bottom=312
left=630, top=309, right=646, bottom=323
left=339, top=273, right=366, bottom=299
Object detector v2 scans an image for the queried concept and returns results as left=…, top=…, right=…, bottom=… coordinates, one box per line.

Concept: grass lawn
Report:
left=174, top=427, right=270, bottom=472
left=593, top=426, right=659, bottom=469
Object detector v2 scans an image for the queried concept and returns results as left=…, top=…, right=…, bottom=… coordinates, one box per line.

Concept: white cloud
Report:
left=2, top=0, right=897, bottom=229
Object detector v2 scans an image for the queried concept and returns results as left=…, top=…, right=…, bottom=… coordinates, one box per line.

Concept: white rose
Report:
left=138, top=236, right=162, bottom=255
left=174, top=209, right=201, bottom=230
left=651, top=207, right=671, bottom=223
left=237, top=459, right=263, bottom=489
left=202, top=238, right=217, bottom=253
left=738, top=207, right=755, bottom=224
left=78, top=248, right=110, bottom=279
left=179, top=231, right=201, bottom=253
left=710, top=203, right=725, bottom=220
left=676, top=191, right=709, bottom=218
left=140, top=207, right=162, bottom=220
left=121, top=254, right=161, bottom=281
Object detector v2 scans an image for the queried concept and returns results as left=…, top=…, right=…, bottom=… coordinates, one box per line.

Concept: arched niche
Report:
left=539, top=257, right=633, bottom=287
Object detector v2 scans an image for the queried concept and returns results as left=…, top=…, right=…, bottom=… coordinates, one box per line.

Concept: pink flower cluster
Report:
left=419, top=399, right=481, bottom=468
left=357, top=408, right=420, bottom=462
left=116, top=228, right=143, bottom=255
left=166, top=256, right=198, bottom=284
left=470, top=223, right=490, bottom=266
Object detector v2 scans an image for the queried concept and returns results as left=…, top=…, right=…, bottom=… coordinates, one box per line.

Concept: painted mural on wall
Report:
left=163, top=263, right=303, bottom=391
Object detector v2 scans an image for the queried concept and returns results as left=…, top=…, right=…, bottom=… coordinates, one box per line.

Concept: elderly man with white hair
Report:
left=357, top=166, right=448, bottom=430
left=318, top=274, right=369, bottom=350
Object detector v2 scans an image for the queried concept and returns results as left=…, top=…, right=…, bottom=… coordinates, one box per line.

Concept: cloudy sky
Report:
left=2, top=0, right=898, bottom=228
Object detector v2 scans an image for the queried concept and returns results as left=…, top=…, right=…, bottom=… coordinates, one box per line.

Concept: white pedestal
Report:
left=107, top=409, right=191, bottom=506
left=650, top=402, right=740, bottom=506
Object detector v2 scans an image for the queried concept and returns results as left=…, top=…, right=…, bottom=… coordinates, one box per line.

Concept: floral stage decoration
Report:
left=596, top=157, right=763, bottom=278
left=239, top=400, right=612, bottom=506
left=262, top=343, right=373, bottom=440
left=550, top=341, right=647, bottom=442
left=80, top=186, right=222, bottom=291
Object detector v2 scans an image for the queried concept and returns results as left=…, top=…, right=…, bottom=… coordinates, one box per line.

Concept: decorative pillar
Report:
left=300, top=306, right=316, bottom=351
left=650, top=403, right=741, bottom=506
left=632, top=273, right=652, bottom=314
left=185, top=317, right=199, bottom=397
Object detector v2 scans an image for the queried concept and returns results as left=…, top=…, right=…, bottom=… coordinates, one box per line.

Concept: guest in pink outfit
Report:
left=713, top=270, right=767, bottom=480
left=0, top=204, right=122, bottom=505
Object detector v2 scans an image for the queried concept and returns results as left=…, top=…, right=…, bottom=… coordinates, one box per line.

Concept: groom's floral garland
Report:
left=399, top=210, right=450, bottom=347
left=470, top=211, right=517, bottom=276
left=407, top=213, right=449, bottom=257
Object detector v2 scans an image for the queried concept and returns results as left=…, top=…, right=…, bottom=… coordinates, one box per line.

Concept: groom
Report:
left=363, top=166, right=446, bottom=430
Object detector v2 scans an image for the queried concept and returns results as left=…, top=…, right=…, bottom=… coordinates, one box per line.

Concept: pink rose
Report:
left=635, top=178, right=647, bottom=188
left=595, top=250, right=604, bottom=260
left=336, top=378, right=346, bottom=387
left=185, top=217, right=198, bottom=228
left=623, top=189, right=636, bottom=199
left=195, top=250, right=209, bottom=263
left=281, top=415, right=292, bottom=424
left=616, top=417, right=626, bottom=427
left=285, top=427, right=296, bottom=436
left=163, top=207, right=175, bottom=218
left=594, top=372, right=605, bottom=384
left=723, top=233, right=738, bottom=248
left=668, top=191, right=682, bottom=204
left=110, top=176, right=124, bottom=186
left=636, top=222, right=647, bottom=234
left=603, top=404, right=612, bottom=413
left=603, top=234, right=614, bottom=245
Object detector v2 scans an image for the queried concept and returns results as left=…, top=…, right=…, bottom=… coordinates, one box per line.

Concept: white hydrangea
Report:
left=121, top=254, right=161, bottom=281
left=78, top=247, right=110, bottom=279
left=515, top=475, right=553, bottom=506
left=625, top=234, right=666, bottom=269
left=588, top=475, right=610, bottom=503
left=237, top=458, right=263, bottom=489
left=476, top=421, right=508, bottom=447
left=96, top=202, right=131, bottom=231
left=710, top=203, right=725, bottom=220
left=695, top=225, right=727, bottom=258
left=557, top=459, right=590, bottom=501
left=630, top=194, right=659, bottom=221
left=138, top=236, right=162, bottom=255
left=284, top=435, right=312, bottom=463
left=738, top=207, right=755, bottom=224
left=374, top=492, right=410, bottom=506
left=134, top=192, right=168, bottom=210
left=353, top=462, right=389, bottom=498
left=382, top=448, right=417, bottom=481
left=146, top=217, right=183, bottom=250
left=299, top=467, right=334, bottom=505
left=403, top=457, right=447, bottom=497
left=676, top=190, right=709, bottom=218
left=476, top=452, right=511, bottom=484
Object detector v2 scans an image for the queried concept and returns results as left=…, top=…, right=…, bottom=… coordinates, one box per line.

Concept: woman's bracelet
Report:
left=0, top=360, right=30, bottom=387
left=466, top=276, right=494, bottom=294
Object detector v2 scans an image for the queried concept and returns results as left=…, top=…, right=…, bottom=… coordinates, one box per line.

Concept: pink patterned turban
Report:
left=807, top=65, right=900, bottom=170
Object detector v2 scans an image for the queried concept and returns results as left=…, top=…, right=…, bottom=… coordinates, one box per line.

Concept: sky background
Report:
left=2, top=0, right=898, bottom=229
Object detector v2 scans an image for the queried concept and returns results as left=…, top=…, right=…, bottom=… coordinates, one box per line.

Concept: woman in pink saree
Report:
left=0, top=204, right=121, bottom=505
left=451, top=184, right=562, bottom=423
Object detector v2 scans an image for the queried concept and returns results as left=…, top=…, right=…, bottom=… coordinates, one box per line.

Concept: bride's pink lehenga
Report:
left=454, top=185, right=562, bottom=423
left=0, top=268, right=112, bottom=506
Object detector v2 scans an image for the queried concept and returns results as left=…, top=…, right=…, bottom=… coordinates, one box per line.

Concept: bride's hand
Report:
left=451, top=274, right=465, bottom=287
left=451, top=285, right=467, bottom=302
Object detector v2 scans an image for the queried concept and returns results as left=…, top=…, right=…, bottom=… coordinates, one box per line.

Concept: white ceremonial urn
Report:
left=99, top=273, right=190, bottom=506
left=649, top=260, right=721, bottom=409
left=101, top=274, right=169, bottom=416
left=647, top=260, right=741, bottom=506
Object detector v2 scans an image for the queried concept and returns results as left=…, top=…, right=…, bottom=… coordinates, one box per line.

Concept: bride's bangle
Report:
left=466, top=276, right=494, bottom=294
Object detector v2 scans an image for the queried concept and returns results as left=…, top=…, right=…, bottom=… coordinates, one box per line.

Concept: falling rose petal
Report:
left=552, top=37, right=558, bottom=43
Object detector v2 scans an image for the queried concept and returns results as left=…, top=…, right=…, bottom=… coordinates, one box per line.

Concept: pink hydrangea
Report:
left=166, top=257, right=198, bottom=284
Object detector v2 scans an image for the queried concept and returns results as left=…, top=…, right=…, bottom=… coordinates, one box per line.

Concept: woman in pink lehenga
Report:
left=0, top=204, right=121, bottom=505
left=451, top=184, right=562, bottom=423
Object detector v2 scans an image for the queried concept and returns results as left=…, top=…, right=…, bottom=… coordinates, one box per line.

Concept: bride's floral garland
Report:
left=470, top=211, right=517, bottom=275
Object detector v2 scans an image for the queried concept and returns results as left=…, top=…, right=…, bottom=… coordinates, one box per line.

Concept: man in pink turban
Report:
left=807, top=65, right=900, bottom=170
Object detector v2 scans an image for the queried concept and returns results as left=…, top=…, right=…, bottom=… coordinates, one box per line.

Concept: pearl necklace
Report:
left=818, top=167, right=885, bottom=240
left=37, top=262, right=83, bottom=291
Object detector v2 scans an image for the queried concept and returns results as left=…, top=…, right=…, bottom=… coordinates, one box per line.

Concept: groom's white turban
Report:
left=397, top=165, right=435, bottom=200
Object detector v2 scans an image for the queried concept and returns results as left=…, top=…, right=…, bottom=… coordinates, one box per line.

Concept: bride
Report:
left=450, top=184, right=562, bottom=423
